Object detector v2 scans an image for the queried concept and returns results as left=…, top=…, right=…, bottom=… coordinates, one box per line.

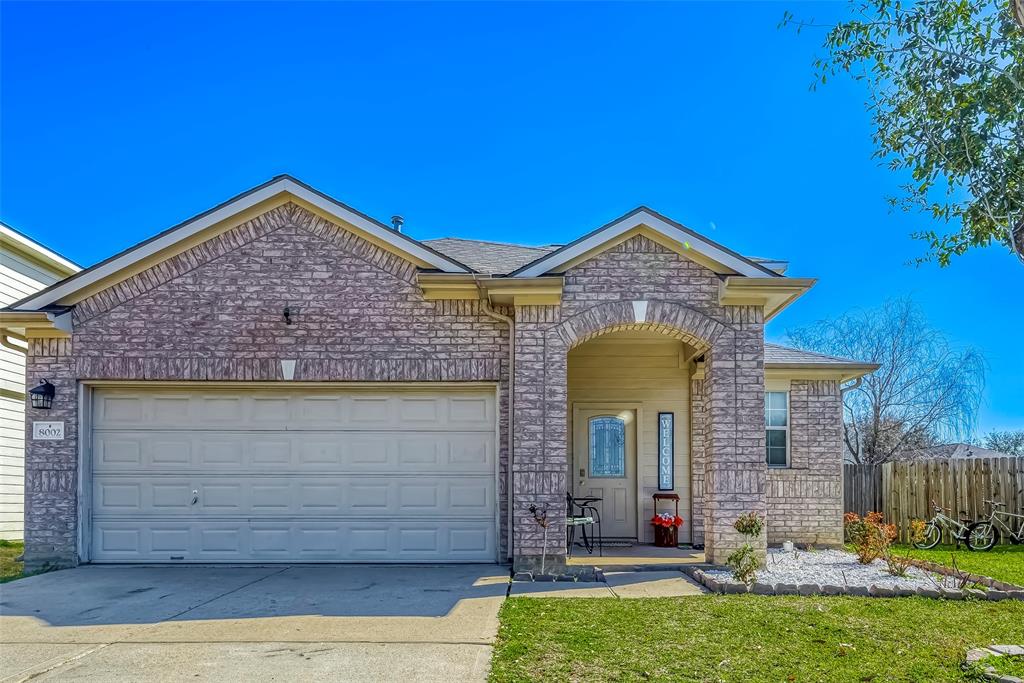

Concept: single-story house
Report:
left=0, top=222, right=80, bottom=540
left=891, top=443, right=1018, bottom=461
left=1, top=176, right=877, bottom=572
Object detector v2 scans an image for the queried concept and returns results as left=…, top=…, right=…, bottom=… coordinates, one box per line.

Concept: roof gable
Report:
left=510, top=207, right=780, bottom=278
left=9, top=176, right=471, bottom=312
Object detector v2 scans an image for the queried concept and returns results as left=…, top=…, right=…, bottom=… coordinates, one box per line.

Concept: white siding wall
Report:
left=0, top=248, right=66, bottom=539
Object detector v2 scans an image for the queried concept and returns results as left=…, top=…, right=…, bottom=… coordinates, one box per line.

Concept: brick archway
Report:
left=512, top=299, right=767, bottom=571
left=546, top=300, right=728, bottom=352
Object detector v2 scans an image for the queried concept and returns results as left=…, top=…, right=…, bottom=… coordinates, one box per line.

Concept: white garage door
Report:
left=89, top=387, right=497, bottom=563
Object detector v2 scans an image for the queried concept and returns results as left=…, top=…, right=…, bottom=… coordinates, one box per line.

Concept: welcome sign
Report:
left=658, top=412, right=673, bottom=490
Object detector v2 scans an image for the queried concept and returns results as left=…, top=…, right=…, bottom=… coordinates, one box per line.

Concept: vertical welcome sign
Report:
left=658, top=412, right=674, bottom=491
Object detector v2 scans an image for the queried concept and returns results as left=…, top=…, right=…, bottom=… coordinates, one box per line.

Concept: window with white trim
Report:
left=765, top=391, right=788, bottom=467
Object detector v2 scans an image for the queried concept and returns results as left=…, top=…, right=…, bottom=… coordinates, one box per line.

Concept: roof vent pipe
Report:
left=391, top=215, right=404, bottom=233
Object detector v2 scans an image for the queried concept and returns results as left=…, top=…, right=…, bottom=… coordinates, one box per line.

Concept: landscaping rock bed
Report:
left=689, top=548, right=1024, bottom=600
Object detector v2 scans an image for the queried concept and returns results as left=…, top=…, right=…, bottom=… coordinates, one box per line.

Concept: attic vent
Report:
left=391, top=215, right=404, bottom=232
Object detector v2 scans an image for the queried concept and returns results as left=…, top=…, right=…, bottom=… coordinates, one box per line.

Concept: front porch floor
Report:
left=567, top=544, right=707, bottom=570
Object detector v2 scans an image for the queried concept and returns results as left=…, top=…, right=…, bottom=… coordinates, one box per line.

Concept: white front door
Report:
left=572, top=409, right=637, bottom=539
left=88, top=386, right=498, bottom=563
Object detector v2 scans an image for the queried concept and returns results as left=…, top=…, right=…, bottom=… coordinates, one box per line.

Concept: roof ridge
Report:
left=423, top=236, right=560, bottom=251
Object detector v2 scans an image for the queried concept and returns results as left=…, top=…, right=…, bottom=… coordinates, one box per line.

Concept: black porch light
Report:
left=29, top=379, right=55, bottom=409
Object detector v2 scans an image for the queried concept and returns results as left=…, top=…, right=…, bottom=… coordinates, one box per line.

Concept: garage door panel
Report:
left=89, top=386, right=497, bottom=563
left=91, top=519, right=496, bottom=562
left=94, top=432, right=494, bottom=474
left=93, top=390, right=495, bottom=432
left=93, top=475, right=495, bottom=517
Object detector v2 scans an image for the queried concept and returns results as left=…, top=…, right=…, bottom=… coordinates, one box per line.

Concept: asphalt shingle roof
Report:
left=422, top=238, right=561, bottom=275
left=764, top=342, right=869, bottom=366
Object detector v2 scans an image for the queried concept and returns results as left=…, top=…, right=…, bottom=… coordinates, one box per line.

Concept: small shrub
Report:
left=844, top=511, right=896, bottom=565
left=734, top=512, right=765, bottom=537
left=726, top=510, right=765, bottom=584
left=726, top=544, right=760, bottom=585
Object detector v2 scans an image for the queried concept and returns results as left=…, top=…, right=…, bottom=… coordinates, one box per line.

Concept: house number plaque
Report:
left=33, top=421, right=65, bottom=440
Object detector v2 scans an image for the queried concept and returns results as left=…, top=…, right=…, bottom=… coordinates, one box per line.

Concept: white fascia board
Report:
left=0, top=222, right=81, bottom=274
left=12, top=178, right=468, bottom=311
left=512, top=210, right=773, bottom=278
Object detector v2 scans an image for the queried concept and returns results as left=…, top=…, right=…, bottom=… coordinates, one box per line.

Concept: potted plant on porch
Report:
left=651, top=513, right=685, bottom=547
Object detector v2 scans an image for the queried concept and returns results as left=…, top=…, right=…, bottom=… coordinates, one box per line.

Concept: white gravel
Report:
left=705, top=548, right=958, bottom=589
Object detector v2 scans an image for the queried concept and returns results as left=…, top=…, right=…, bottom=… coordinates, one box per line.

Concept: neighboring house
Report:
left=0, top=222, right=80, bottom=540
left=892, top=443, right=1018, bottom=461
left=0, top=176, right=877, bottom=572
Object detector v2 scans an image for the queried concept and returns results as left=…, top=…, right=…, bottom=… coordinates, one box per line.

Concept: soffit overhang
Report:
left=718, top=277, right=816, bottom=321
left=417, top=273, right=563, bottom=306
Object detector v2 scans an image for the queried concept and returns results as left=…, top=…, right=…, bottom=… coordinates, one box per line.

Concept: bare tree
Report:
left=982, top=429, right=1024, bottom=455
left=787, top=298, right=986, bottom=464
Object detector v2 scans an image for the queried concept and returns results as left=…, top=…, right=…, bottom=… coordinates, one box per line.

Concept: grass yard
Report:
left=892, top=543, right=1024, bottom=587
left=491, top=595, right=1024, bottom=682
left=0, top=539, right=25, bottom=583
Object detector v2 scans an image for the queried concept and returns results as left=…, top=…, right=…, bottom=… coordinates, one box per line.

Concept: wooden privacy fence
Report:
left=844, top=457, right=1024, bottom=543
left=843, top=464, right=883, bottom=517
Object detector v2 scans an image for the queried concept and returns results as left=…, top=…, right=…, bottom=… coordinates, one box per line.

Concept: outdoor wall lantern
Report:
left=29, top=379, right=55, bottom=409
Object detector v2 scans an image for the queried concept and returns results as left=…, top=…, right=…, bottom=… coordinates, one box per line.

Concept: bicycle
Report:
left=915, top=500, right=974, bottom=549
left=966, top=499, right=1024, bottom=551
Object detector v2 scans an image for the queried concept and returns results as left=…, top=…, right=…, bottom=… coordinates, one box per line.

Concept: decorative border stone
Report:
left=965, top=646, right=1024, bottom=683
left=907, top=559, right=1024, bottom=592
left=684, top=568, right=1024, bottom=601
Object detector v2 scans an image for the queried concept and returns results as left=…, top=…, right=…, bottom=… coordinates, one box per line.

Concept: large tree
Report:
left=786, top=298, right=986, bottom=463
left=783, top=0, right=1024, bottom=265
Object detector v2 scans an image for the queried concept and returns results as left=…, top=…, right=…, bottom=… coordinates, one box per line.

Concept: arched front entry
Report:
left=511, top=300, right=768, bottom=570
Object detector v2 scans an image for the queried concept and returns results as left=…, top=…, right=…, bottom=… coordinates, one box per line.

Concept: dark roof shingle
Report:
left=764, top=342, right=872, bottom=366
left=422, top=237, right=560, bottom=275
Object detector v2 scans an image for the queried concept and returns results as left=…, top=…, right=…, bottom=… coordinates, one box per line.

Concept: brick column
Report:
left=703, top=307, right=767, bottom=564
left=511, top=306, right=567, bottom=572
left=23, top=338, right=79, bottom=571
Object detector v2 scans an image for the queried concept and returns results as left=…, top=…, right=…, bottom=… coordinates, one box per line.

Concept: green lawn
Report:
left=491, top=595, right=1024, bottom=682
left=0, top=539, right=24, bottom=583
left=892, top=544, right=1024, bottom=587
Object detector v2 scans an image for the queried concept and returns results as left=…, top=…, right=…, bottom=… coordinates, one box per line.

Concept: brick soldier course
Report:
left=4, top=176, right=876, bottom=572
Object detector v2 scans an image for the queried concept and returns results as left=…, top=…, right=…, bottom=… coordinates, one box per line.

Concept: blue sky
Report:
left=1, top=1, right=1020, bottom=434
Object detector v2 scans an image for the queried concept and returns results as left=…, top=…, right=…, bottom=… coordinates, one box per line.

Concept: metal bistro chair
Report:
left=566, top=492, right=603, bottom=557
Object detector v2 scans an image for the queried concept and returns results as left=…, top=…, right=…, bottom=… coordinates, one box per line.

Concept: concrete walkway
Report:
left=0, top=564, right=509, bottom=682
left=509, top=570, right=707, bottom=598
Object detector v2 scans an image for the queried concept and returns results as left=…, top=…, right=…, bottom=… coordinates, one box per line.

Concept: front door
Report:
left=572, top=409, right=637, bottom=539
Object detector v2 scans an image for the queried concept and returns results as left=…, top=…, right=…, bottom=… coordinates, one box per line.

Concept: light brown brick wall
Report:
left=767, top=379, right=844, bottom=546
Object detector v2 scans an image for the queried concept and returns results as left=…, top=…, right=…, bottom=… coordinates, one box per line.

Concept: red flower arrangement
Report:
left=651, top=512, right=684, bottom=528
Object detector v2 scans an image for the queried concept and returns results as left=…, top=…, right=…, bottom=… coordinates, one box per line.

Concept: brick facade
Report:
left=511, top=236, right=767, bottom=568
left=23, top=203, right=512, bottom=569
left=20, top=208, right=844, bottom=570
left=766, top=380, right=844, bottom=546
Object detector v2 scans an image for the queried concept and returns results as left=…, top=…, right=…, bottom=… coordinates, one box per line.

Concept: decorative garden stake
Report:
left=528, top=504, right=550, bottom=576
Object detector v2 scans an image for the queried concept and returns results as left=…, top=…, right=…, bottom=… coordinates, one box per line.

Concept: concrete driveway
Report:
left=0, top=564, right=509, bottom=682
